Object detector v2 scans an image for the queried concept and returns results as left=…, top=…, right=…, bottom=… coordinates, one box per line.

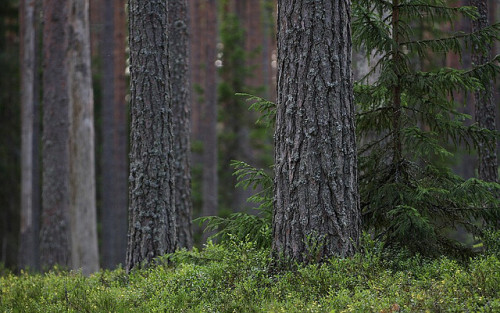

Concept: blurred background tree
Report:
left=0, top=0, right=21, bottom=269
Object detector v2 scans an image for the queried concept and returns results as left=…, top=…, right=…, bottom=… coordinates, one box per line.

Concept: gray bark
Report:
left=100, top=0, right=128, bottom=269
left=68, top=0, right=99, bottom=275
left=126, top=0, right=177, bottom=271
left=272, top=0, right=360, bottom=264
left=168, top=0, right=193, bottom=249
left=19, top=0, right=41, bottom=271
left=40, top=0, right=71, bottom=269
left=470, top=0, right=498, bottom=182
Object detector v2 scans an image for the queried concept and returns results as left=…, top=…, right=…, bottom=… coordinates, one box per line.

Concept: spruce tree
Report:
left=202, top=0, right=500, bottom=258
left=353, top=0, right=500, bottom=255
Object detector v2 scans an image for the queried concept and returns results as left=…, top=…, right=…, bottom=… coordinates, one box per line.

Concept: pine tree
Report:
left=188, top=0, right=218, bottom=243
left=19, top=0, right=41, bottom=271
left=100, top=0, right=128, bottom=270
left=272, top=0, right=360, bottom=264
left=218, top=0, right=253, bottom=213
left=353, top=0, right=500, bottom=255
left=40, top=0, right=72, bottom=269
left=126, top=0, right=176, bottom=271
left=168, top=0, right=193, bottom=249
left=67, top=0, right=100, bottom=275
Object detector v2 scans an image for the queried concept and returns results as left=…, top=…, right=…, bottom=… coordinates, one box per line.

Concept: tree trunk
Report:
left=218, top=0, right=251, bottom=212
left=470, top=0, right=498, bottom=182
left=100, top=0, right=128, bottom=269
left=40, top=0, right=71, bottom=269
left=67, top=0, right=99, bottom=275
left=243, top=0, right=264, bottom=89
left=187, top=0, right=218, bottom=242
left=89, top=0, right=102, bottom=59
left=264, top=0, right=277, bottom=103
left=201, top=0, right=218, bottom=239
left=188, top=0, right=218, bottom=240
left=168, top=0, right=193, bottom=249
left=272, top=0, right=360, bottom=264
left=188, top=0, right=202, bottom=149
left=19, top=0, right=41, bottom=271
left=126, top=0, right=176, bottom=271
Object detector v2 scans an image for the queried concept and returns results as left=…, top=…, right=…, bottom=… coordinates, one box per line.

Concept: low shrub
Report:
left=1, top=239, right=499, bottom=312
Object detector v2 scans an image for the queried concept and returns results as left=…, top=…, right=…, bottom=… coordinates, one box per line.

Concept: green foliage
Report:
left=353, top=0, right=500, bottom=255
left=197, top=161, right=273, bottom=249
left=482, top=228, right=500, bottom=256
left=237, top=93, right=276, bottom=128
left=216, top=0, right=271, bottom=212
left=201, top=0, right=500, bottom=258
left=1, top=242, right=499, bottom=312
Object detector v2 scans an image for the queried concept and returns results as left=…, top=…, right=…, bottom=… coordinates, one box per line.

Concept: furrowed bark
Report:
left=169, top=0, right=193, bottom=249
left=272, top=0, right=360, bottom=264
left=40, top=0, right=71, bottom=269
left=126, top=0, right=177, bottom=271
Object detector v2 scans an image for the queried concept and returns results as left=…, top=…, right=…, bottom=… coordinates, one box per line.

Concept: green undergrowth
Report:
left=1, top=237, right=499, bottom=312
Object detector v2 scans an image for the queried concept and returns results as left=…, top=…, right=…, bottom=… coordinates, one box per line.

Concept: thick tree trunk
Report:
left=168, top=0, right=193, bottom=249
left=470, top=0, right=498, bottom=182
left=40, top=0, right=71, bottom=269
left=19, top=0, right=41, bottom=271
left=100, top=0, right=128, bottom=269
left=126, top=0, right=176, bottom=271
left=272, top=0, right=360, bottom=264
left=67, top=0, right=99, bottom=275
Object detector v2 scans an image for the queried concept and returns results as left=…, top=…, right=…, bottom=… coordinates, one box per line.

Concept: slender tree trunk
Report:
left=219, top=0, right=250, bottom=212
left=188, top=0, right=202, bottom=147
left=392, top=0, right=403, bottom=168
left=89, top=0, right=102, bottom=59
left=201, top=0, right=218, bottom=236
left=40, top=0, right=71, bottom=269
left=187, top=0, right=218, bottom=242
left=126, top=0, right=176, bottom=271
left=272, top=0, right=360, bottom=264
left=266, top=0, right=278, bottom=103
left=446, top=5, right=476, bottom=179
left=100, top=0, right=128, bottom=269
left=470, top=0, right=498, bottom=182
left=67, top=0, right=99, bottom=275
left=244, top=0, right=264, bottom=89
left=169, top=0, right=193, bottom=249
left=19, top=0, right=41, bottom=271
left=188, top=0, right=218, bottom=240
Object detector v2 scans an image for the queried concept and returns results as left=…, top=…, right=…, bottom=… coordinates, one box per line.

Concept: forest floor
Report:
left=1, top=239, right=499, bottom=312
